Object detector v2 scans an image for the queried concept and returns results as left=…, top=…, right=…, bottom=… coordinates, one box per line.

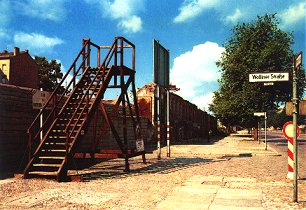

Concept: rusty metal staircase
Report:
left=24, top=37, right=145, bottom=181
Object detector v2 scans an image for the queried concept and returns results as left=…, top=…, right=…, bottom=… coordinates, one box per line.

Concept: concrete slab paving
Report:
left=155, top=175, right=266, bottom=210
left=215, top=188, right=262, bottom=200
left=223, top=177, right=257, bottom=183
left=209, top=204, right=265, bottom=210
left=156, top=199, right=210, bottom=210
left=213, top=198, right=263, bottom=207
left=173, top=185, right=219, bottom=195
left=164, top=194, right=216, bottom=206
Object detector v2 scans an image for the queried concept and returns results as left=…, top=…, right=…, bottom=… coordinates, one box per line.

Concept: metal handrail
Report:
left=64, top=39, right=118, bottom=153
left=31, top=55, right=90, bottom=142
left=27, top=39, right=90, bottom=133
left=27, top=39, right=94, bottom=159
left=64, top=37, right=135, bottom=152
left=27, top=37, right=136, bottom=159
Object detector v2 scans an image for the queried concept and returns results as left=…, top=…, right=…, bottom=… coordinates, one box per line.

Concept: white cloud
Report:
left=279, top=1, right=305, bottom=28
left=170, top=41, right=224, bottom=110
left=86, top=0, right=144, bottom=33
left=15, top=0, right=67, bottom=21
left=14, top=32, right=64, bottom=54
left=174, top=0, right=306, bottom=30
left=174, top=0, right=221, bottom=23
left=192, top=92, right=215, bottom=111
left=225, top=8, right=243, bottom=24
left=118, top=15, right=142, bottom=33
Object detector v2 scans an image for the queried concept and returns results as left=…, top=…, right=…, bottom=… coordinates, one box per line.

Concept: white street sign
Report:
left=264, top=82, right=274, bottom=86
left=254, top=112, right=265, bottom=117
left=249, top=72, right=289, bottom=83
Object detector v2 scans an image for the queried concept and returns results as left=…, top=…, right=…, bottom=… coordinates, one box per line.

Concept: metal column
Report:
left=166, top=88, right=170, bottom=157
left=157, top=85, right=161, bottom=160
left=292, top=56, right=299, bottom=202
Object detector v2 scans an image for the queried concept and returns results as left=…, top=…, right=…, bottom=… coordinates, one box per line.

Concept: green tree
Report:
left=35, top=56, right=64, bottom=91
left=209, top=14, right=305, bottom=128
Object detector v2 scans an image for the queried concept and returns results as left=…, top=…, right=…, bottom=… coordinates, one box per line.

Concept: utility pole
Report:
left=292, top=52, right=302, bottom=202
left=292, top=55, right=298, bottom=202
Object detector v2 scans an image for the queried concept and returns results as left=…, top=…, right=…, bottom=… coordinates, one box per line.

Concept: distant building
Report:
left=0, top=47, right=38, bottom=88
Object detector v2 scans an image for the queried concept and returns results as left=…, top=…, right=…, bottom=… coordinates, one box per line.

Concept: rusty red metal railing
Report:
left=26, top=38, right=101, bottom=160
left=24, top=36, right=144, bottom=179
left=26, top=36, right=137, bottom=159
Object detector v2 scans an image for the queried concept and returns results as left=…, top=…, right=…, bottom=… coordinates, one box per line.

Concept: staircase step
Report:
left=65, top=107, right=86, bottom=110
left=55, top=123, right=82, bottom=127
left=48, top=136, right=69, bottom=139
left=52, top=129, right=78, bottom=133
left=41, top=149, right=66, bottom=152
left=33, top=164, right=61, bottom=168
left=38, top=156, right=65, bottom=160
left=63, top=110, right=87, bottom=114
left=28, top=171, right=58, bottom=176
left=58, top=118, right=79, bottom=122
left=44, top=142, right=71, bottom=145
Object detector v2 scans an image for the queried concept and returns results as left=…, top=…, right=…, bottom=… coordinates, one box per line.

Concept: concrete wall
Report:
left=0, top=84, right=36, bottom=177
left=0, top=84, right=152, bottom=177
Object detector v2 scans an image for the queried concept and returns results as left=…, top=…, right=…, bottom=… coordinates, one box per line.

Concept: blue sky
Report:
left=0, top=0, right=305, bottom=111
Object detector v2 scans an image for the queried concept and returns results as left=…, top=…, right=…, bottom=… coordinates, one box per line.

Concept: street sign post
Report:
left=291, top=51, right=302, bottom=202
left=153, top=40, right=170, bottom=160
left=32, top=89, right=52, bottom=141
left=254, top=112, right=267, bottom=150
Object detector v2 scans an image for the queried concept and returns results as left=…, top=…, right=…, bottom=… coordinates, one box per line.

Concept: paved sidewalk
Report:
left=156, top=175, right=264, bottom=210
left=155, top=135, right=282, bottom=210
left=169, top=135, right=279, bottom=157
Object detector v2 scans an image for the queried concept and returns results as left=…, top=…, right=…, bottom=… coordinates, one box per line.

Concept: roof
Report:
left=137, top=82, right=156, bottom=93
left=0, top=49, right=29, bottom=59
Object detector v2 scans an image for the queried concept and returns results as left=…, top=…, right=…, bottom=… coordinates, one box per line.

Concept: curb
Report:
left=266, top=143, right=282, bottom=156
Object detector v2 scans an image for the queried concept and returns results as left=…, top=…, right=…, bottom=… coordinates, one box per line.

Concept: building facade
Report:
left=137, top=82, right=217, bottom=143
left=0, top=47, right=38, bottom=89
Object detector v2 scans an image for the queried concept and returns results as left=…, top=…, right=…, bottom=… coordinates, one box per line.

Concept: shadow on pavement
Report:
left=170, top=135, right=226, bottom=146
left=78, top=157, right=226, bottom=182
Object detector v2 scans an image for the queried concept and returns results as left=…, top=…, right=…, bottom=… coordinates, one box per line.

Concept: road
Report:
left=265, top=130, right=306, bottom=178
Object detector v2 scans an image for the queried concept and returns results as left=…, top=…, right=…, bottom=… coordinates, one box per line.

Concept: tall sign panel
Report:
left=153, top=40, right=170, bottom=159
left=153, top=40, right=169, bottom=87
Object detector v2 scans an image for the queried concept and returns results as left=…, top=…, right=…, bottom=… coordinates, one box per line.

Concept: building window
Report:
left=2, top=64, right=6, bottom=72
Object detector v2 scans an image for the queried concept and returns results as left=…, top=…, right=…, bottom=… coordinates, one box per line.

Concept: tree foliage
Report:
left=209, top=14, right=305, bottom=128
left=35, top=56, right=64, bottom=92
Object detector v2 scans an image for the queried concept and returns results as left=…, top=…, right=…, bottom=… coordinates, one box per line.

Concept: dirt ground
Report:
left=1, top=136, right=306, bottom=209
